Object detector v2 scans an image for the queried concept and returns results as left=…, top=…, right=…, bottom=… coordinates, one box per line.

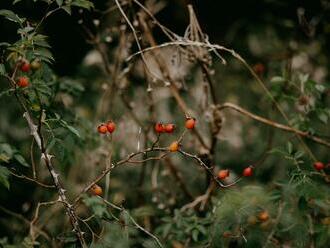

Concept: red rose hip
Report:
left=20, top=62, right=31, bottom=72
left=313, top=162, right=324, bottom=171
left=106, top=121, right=116, bottom=133
left=97, top=124, right=107, bottom=134
left=217, top=169, right=229, bottom=180
left=243, top=166, right=253, bottom=177
left=165, top=123, right=175, bottom=133
left=17, top=76, right=29, bottom=87
left=154, top=123, right=165, bottom=133
left=185, top=118, right=196, bottom=129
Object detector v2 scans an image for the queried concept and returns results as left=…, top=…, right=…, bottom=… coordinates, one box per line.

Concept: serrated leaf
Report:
left=0, top=10, right=25, bottom=24
left=0, top=166, right=10, bottom=189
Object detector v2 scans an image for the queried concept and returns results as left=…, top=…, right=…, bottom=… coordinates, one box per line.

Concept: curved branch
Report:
left=218, top=102, right=330, bottom=148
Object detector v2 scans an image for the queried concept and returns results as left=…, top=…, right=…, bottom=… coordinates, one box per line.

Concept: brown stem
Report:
left=218, top=102, right=330, bottom=148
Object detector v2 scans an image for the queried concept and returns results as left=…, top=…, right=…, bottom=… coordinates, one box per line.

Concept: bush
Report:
left=0, top=0, right=329, bottom=247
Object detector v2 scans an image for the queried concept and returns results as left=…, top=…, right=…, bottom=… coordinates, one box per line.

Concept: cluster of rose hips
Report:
left=217, top=166, right=253, bottom=180
left=154, top=118, right=196, bottom=152
left=16, top=60, right=41, bottom=88
left=97, top=121, right=116, bottom=134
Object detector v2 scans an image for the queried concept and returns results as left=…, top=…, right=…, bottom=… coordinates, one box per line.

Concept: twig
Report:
left=0, top=205, right=50, bottom=241
left=9, top=170, right=55, bottom=189
left=179, top=149, right=242, bottom=188
left=218, top=102, right=330, bottom=148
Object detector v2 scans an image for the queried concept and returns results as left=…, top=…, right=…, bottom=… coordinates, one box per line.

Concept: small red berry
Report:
left=20, top=62, right=31, bottom=72
left=217, top=169, right=229, bottom=180
left=169, top=141, right=179, bottom=152
left=106, top=121, right=116, bottom=133
left=313, top=161, right=325, bottom=171
left=91, top=184, right=103, bottom=196
left=258, top=211, right=269, bottom=222
left=243, top=166, right=253, bottom=177
left=155, top=123, right=165, bottom=133
left=97, top=124, right=107, bottom=134
left=185, top=118, right=196, bottom=129
left=253, top=63, right=265, bottom=75
left=17, top=76, right=29, bottom=87
left=165, top=124, right=175, bottom=133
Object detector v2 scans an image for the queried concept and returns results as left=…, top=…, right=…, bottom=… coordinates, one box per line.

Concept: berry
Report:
left=247, top=215, right=258, bottom=225
left=217, top=169, right=229, bottom=180
left=97, top=124, right=107, bottom=134
left=106, top=121, right=116, bottom=133
left=222, top=231, right=232, bottom=238
left=253, top=63, right=265, bottom=75
left=243, top=166, right=253, bottom=177
left=169, top=141, right=179, bottom=152
left=258, top=211, right=269, bottom=222
left=185, top=118, right=196, bottom=129
left=165, top=124, right=175, bottom=133
left=91, top=184, right=103, bottom=196
left=17, top=76, right=29, bottom=87
left=31, top=60, right=41, bottom=70
left=20, top=62, right=31, bottom=72
left=313, top=161, right=324, bottom=171
left=155, top=123, right=165, bottom=133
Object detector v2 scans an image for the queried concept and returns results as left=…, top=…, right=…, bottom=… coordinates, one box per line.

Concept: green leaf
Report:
left=271, top=76, right=286, bottom=84
left=0, top=64, right=5, bottom=76
left=0, top=10, right=25, bottom=24
left=62, top=6, right=72, bottom=15
left=13, top=0, right=24, bottom=4
left=0, top=166, right=10, bottom=189
left=33, top=48, right=54, bottom=62
left=13, top=154, right=29, bottom=167
left=56, top=0, right=63, bottom=6
left=287, top=142, right=293, bottom=154
left=315, top=84, right=325, bottom=93
left=192, top=229, right=199, bottom=242
left=71, top=0, right=94, bottom=10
